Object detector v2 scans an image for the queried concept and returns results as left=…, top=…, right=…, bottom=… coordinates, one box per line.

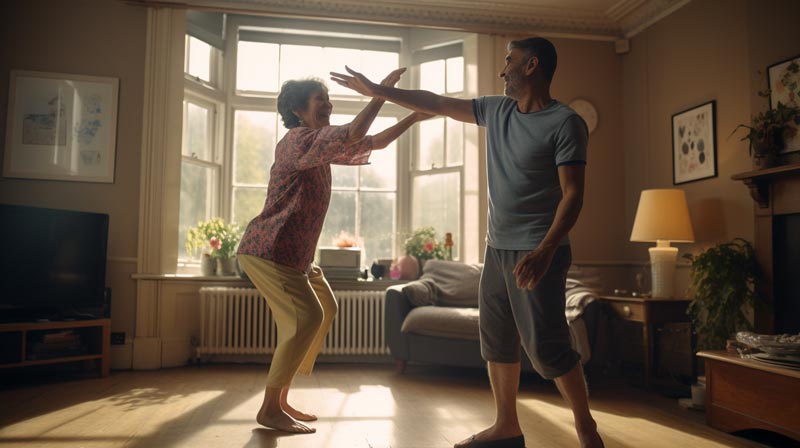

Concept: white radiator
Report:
left=197, top=287, right=388, bottom=357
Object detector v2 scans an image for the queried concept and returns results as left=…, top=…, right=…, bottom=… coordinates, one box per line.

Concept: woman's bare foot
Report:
left=256, top=409, right=316, bottom=434
left=279, top=387, right=317, bottom=421
left=282, top=402, right=318, bottom=421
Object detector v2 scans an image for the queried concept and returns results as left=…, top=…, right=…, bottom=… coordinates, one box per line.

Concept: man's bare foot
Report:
left=454, top=425, right=523, bottom=448
left=256, top=409, right=316, bottom=434
left=283, top=402, right=317, bottom=422
left=577, top=420, right=602, bottom=448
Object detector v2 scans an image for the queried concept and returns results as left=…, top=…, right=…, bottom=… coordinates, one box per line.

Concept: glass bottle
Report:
left=445, top=232, right=454, bottom=261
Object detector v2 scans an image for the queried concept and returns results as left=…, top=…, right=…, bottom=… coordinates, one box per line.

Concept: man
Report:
left=331, top=37, right=602, bottom=448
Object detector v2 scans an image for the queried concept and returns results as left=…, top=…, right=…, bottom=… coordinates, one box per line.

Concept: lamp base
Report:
left=649, top=244, right=678, bottom=298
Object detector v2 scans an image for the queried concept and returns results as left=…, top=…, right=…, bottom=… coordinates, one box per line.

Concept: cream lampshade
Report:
left=630, top=189, right=695, bottom=298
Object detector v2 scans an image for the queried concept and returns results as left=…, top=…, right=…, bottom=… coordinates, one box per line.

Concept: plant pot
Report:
left=216, top=257, right=237, bottom=276
left=200, top=254, right=216, bottom=276
left=755, top=152, right=779, bottom=169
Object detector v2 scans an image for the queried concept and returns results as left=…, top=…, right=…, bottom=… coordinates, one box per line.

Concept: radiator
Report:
left=197, top=287, right=388, bottom=357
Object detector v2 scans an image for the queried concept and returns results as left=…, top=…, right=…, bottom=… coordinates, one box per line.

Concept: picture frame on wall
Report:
left=672, top=100, right=717, bottom=185
left=3, top=70, right=119, bottom=183
left=767, top=54, right=800, bottom=153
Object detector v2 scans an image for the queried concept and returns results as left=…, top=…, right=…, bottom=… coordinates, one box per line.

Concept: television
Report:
left=0, top=204, right=109, bottom=322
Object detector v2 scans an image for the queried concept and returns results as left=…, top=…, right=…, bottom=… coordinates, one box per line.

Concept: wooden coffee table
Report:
left=698, top=350, right=800, bottom=442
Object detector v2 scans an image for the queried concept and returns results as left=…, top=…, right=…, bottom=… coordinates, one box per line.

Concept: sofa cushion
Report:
left=401, top=305, right=480, bottom=340
left=421, top=259, right=483, bottom=308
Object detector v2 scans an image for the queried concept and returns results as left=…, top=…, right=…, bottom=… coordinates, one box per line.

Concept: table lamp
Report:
left=630, top=189, right=695, bottom=298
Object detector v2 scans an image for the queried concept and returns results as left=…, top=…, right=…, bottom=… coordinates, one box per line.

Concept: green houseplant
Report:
left=683, top=238, right=763, bottom=350
left=186, top=218, right=243, bottom=275
left=732, top=102, right=800, bottom=168
left=403, top=227, right=446, bottom=262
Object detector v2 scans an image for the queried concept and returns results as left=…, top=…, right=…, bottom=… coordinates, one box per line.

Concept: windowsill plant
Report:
left=403, top=227, right=446, bottom=262
left=185, top=218, right=243, bottom=276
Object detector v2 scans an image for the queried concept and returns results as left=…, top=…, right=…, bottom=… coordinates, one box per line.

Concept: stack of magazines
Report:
left=735, top=331, right=800, bottom=370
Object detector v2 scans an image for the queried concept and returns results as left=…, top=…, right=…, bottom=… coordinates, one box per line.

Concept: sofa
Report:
left=384, top=259, right=602, bottom=374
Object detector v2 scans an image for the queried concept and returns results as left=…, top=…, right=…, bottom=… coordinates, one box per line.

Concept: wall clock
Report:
left=569, top=99, right=598, bottom=134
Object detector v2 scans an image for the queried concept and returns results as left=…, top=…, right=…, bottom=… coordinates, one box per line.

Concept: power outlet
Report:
left=111, top=332, right=126, bottom=345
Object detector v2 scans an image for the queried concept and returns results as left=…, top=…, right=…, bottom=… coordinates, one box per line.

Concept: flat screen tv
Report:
left=0, top=204, right=109, bottom=321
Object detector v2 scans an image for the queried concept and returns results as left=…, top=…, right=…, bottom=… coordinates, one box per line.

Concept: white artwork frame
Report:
left=3, top=70, right=119, bottom=183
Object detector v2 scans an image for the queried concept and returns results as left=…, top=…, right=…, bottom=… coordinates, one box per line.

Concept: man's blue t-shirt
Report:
left=472, top=96, right=588, bottom=250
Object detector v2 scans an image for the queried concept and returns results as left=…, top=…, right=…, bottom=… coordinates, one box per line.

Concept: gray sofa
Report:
left=384, top=259, right=601, bottom=374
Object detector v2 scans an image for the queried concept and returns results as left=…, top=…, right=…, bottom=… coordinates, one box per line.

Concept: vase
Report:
left=395, top=255, right=420, bottom=280
left=200, top=254, right=216, bottom=276
left=216, top=257, right=237, bottom=276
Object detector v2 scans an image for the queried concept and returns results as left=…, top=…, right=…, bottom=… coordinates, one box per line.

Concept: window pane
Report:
left=179, top=161, right=214, bottom=259
left=361, top=50, right=400, bottom=89
left=361, top=116, right=397, bottom=189
left=412, top=172, right=460, bottom=259
left=232, top=187, right=266, bottom=226
left=420, top=59, right=445, bottom=94
left=360, top=192, right=395, bottom=263
left=323, top=47, right=363, bottom=96
left=234, top=110, right=277, bottom=185
left=417, top=117, right=444, bottom=170
left=446, top=118, right=464, bottom=167
left=187, top=36, right=211, bottom=82
left=446, top=56, right=464, bottom=93
left=280, top=45, right=324, bottom=84
left=319, top=191, right=356, bottom=248
left=237, top=41, right=279, bottom=92
left=184, top=101, right=211, bottom=160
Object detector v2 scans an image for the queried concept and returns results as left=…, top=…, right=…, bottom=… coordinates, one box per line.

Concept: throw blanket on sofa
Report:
left=565, top=278, right=598, bottom=322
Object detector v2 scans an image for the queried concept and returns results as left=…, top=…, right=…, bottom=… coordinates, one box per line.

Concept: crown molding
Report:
left=129, top=0, right=691, bottom=40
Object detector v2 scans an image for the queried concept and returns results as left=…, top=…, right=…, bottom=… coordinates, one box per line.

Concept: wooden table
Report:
left=599, top=295, right=692, bottom=386
left=698, top=350, right=800, bottom=442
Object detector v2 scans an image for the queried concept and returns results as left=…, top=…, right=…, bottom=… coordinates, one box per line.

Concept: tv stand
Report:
left=0, top=318, right=110, bottom=377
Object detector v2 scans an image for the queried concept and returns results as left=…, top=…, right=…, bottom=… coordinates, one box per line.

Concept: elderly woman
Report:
left=237, top=68, right=427, bottom=434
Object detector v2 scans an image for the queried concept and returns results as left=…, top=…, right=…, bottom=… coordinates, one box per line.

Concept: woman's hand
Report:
left=380, top=67, right=406, bottom=87
left=331, top=66, right=381, bottom=98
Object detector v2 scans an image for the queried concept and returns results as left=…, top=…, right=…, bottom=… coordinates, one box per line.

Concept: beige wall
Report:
left=621, top=0, right=800, bottom=293
left=0, top=0, right=147, bottom=348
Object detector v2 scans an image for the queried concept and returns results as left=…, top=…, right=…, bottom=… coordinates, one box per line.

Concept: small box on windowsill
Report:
left=318, top=247, right=362, bottom=279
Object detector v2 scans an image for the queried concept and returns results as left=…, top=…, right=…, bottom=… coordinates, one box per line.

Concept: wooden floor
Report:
left=0, top=363, right=782, bottom=448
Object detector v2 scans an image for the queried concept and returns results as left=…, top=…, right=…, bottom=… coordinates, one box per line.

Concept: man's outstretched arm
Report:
left=331, top=66, right=476, bottom=124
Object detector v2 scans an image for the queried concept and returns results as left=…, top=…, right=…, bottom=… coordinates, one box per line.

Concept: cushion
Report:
left=402, top=278, right=438, bottom=307
left=420, top=259, right=483, bottom=307
left=401, top=305, right=480, bottom=340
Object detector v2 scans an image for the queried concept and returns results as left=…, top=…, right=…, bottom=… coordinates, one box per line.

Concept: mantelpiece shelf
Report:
left=731, top=162, right=800, bottom=208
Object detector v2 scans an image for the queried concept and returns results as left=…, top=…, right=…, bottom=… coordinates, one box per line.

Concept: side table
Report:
left=598, top=295, right=692, bottom=386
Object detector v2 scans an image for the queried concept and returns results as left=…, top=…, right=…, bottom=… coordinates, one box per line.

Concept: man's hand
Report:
left=380, top=67, right=406, bottom=87
left=330, top=66, right=382, bottom=98
left=512, top=246, right=557, bottom=290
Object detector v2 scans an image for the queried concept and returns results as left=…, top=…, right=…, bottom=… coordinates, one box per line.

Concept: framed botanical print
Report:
left=767, top=54, right=800, bottom=153
left=672, top=100, right=717, bottom=185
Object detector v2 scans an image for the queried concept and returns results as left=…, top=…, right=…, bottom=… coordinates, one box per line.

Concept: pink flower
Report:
left=209, top=237, right=221, bottom=250
left=424, top=241, right=434, bottom=252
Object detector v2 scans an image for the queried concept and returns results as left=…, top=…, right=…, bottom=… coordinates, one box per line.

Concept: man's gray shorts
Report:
left=479, top=245, right=580, bottom=379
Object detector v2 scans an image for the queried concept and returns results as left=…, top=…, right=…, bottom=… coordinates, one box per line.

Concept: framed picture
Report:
left=3, top=70, right=119, bottom=183
left=672, top=100, right=717, bottom=185
left=767, top=54, right=800, bottom=153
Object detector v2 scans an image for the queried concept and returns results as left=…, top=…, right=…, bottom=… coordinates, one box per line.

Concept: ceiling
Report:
left=131, top=0, right=692, bottom=40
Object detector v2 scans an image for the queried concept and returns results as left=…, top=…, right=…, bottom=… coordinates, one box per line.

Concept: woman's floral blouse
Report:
left=237, top=125, right=372, bottom=273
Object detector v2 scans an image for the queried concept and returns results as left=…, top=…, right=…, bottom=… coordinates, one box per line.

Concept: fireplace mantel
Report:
left=732, top=163, right=800, bottom=209
left=733, top=162, right=800, bottom=333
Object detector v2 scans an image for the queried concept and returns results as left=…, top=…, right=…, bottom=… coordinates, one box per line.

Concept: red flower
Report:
left=209, top=237, right=221, bottom=250
left=424, top=241, right=435, bottom=252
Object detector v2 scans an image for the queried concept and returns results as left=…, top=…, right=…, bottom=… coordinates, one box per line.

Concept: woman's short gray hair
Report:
left=277, top=78, right=327, bottom=129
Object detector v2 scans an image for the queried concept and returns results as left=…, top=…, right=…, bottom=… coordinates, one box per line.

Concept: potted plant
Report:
left=683, top=238, right=763, bottom=350
left=186, top=218, right=243, bottom=276
left=394, top=227, right=447, bottom=279
left=732, top=102, right=800, bottom=168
